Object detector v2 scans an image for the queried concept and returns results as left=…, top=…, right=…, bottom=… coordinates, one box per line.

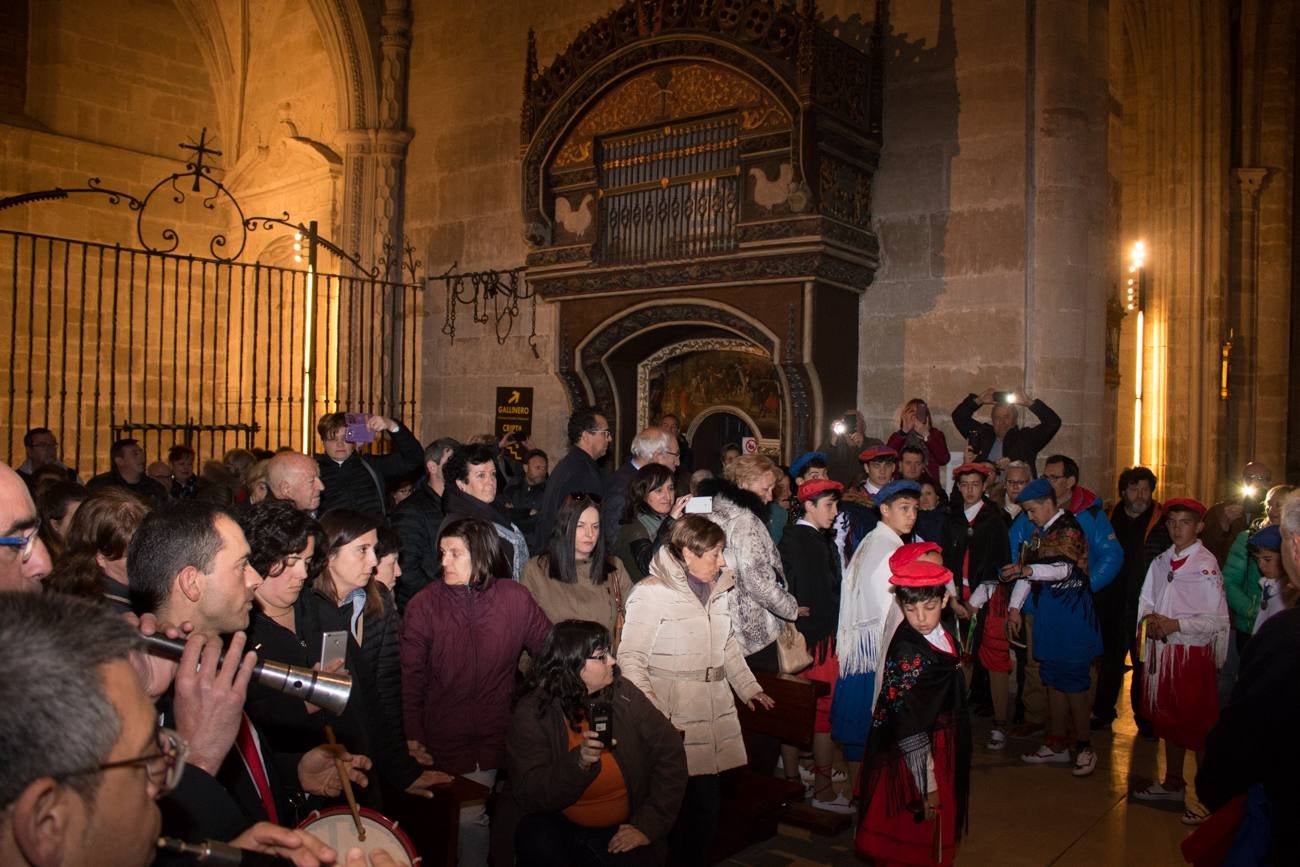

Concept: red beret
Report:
left=858, top=445, right=898, bottom=463
left=796, top=479, right=844, bottom=503
left=889, top=541, right=942, bottom=572
left=954, top=463, right=991, bottom=478
left=1164, top=497, right=1207, bottom=519
left=889, top=540, right=951, bottom=587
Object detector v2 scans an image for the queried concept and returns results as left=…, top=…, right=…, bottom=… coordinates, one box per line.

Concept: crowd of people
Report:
left=2, top=388, right=1299, bottom=867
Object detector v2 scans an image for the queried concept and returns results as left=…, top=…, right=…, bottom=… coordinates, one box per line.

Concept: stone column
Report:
left=1025, top=0, right=1110, bottom=484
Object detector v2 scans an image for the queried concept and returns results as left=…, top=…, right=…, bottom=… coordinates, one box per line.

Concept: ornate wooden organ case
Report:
left=521, top=0, right=882, bottom=459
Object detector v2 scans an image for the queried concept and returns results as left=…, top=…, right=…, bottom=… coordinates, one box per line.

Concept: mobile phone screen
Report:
left=343, top=413, right=374, bottom=444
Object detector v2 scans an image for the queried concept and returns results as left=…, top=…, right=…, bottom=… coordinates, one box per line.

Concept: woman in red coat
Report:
left=401, top=517, right=553, bottom=866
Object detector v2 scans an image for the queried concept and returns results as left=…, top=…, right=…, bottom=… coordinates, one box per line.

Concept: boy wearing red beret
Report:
left=857, top=543, right=970, bottom=866
left=1131, top=498, right=1229, bottom=825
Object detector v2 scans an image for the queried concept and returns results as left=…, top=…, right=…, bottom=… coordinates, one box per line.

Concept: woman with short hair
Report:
left=618, top=515, right=774, bottom=866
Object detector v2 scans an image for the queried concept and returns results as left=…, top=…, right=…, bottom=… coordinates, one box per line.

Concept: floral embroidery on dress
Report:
left=872, top=653, right=926, bottom=724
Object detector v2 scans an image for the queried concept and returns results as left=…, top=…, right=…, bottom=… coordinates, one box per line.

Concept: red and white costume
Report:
left=1137, top=540, right=1229, bottom=752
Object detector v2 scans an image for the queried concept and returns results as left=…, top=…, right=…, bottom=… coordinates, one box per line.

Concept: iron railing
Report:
left=0, top=229, right=423, bottom=475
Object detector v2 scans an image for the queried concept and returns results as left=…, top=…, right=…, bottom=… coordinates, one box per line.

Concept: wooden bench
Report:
left=380, top=773, right=490, bottom=866
left=711, top=670, right=849, bottom=862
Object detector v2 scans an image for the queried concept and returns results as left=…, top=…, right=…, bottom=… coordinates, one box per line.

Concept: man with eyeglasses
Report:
left=16, top=427, right=78, bottom=487
left=0, top=461, right=53, bottom=592
left=601, top=426, right=678, bottom=546
left=536, top=406, right=611, bottom=548
left=0, top=592, right=356, bottom=867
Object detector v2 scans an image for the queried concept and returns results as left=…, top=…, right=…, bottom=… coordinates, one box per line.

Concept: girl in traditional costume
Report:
left=857, top=542, right=970, bottom=867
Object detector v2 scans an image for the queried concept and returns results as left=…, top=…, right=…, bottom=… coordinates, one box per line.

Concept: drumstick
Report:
left=324, top=725, right=366, bottom=842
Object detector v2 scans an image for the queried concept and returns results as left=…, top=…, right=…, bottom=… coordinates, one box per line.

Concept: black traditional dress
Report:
left=857, top=620, right=971, bottom=866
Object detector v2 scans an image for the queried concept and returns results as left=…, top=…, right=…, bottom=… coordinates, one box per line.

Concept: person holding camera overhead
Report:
left=817, top=409, right=882, bottom=487
left=886, top=399, right=950, bottom=485
left=504, top=620, right=688, bottom=866
left=315, top=411, right=424, bottom=520
left=951, top=387, right=1061, bottom=476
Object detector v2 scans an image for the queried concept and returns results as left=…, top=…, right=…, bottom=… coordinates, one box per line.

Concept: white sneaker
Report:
left=1072, top=747, right=1097, bottom=777
left=811, top=792, right=855, bottom=814
left=986, top=729, right=1007, bottom=751
left=1132, top=782, right=1186, bottom=802
left=800, top=765, right=848, bottom=784
left=1181, top=806, right=1209, bottom=825
left=1021, top=745, right=1071, bottom=764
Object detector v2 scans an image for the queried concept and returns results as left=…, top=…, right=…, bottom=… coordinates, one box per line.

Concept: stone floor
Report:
left=725, top=674, right=1202, bottom=866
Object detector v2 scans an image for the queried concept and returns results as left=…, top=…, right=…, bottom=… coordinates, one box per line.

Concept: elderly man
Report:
left=128, top=501, right=372, bottom=844
left=601, top=426, right=679, bottom=546
left=87, top=438, right=169, bottom=508
left=952, top=387, right=1061, bottom=475
left=266, top=452, right=325, bottom=514
left=536, top=406, right=611, bottom=547
left=315, top=411, right=423, bottom=520
left=0, top=462, right=54, bottom=592
left=1200, top=461, right=1272, bottom=565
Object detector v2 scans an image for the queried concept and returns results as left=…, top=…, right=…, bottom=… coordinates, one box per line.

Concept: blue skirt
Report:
left=830, top=670, right=874, bottom=761
left=1032, top=584, right=1102, bottom=675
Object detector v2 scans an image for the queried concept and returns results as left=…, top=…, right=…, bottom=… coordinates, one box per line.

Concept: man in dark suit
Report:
left=951, top=387, right=1061, bottom=475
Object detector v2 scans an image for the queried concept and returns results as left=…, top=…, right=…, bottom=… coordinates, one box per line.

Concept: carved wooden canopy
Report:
left=519, top=0, right=883, bottom=297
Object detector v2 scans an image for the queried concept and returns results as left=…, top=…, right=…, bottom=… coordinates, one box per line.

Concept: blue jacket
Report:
left=1008, top=488, right=1123, bottom=610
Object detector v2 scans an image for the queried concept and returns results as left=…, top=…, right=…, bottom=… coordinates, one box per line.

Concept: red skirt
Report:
left=1140, top=642, right=1218, bottom=752
left=806, top=639, right=838, bottom=734
left=856, top=729, right=958, bottom=866
left=976, top=585, right=1013, bottom=674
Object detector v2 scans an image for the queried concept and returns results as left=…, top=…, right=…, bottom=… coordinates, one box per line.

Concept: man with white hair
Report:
left=601, top=426, right=680, bottom=545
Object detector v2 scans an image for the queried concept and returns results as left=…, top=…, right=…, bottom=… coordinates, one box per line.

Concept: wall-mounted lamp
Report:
left=1128, top=241, right=1146, bottom=466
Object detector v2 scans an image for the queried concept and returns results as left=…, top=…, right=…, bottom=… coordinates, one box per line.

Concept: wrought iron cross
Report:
left=179, top=128, right=222, bottom=191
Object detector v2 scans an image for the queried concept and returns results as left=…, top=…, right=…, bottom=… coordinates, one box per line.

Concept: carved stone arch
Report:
left=303, top=0, right=379, bottom=130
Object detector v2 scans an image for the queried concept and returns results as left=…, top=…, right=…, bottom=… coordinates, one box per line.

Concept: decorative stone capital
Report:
left=1232, top=167, right=1271, bottom=204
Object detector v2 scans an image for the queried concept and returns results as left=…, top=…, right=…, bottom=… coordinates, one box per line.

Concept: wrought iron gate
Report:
left=0, top=133, right=424, bottom=476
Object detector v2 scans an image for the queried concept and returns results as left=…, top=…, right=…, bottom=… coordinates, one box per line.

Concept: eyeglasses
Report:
left=587, top=428, right=612, bottom=438
left=61, top=727, right=187, bottom=798
left=0, top=519, right=41, bottom=563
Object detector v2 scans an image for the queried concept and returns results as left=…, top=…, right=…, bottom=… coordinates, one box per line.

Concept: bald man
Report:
left=265, top=452, right=324, bottom=514
left=0, top=462, right=53, bottom=592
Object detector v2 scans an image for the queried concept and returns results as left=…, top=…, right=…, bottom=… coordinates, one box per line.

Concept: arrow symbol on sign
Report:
left=508, top=390, right=521, bottom=404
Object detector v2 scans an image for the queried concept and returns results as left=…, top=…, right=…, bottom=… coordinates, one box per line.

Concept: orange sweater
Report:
left=562, top=723, right=630, bottom=828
